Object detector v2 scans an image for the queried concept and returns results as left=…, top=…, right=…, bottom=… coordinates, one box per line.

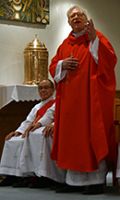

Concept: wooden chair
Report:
left=114, top=98, right=120, bottom=143
left=110, top=98, right=120, bottom=186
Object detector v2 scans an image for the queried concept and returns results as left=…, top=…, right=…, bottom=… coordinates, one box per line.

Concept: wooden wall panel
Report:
left=0, top=100, right=39, bottom=158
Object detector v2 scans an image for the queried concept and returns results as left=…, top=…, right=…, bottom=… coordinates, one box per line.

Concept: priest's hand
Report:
left=22, top=122, right=42, bottom=138
left=5, top=131, right=21, bottom=140
left=30, top=122, right=41, bottom=132
left=43, top=123, right=54, bottom=138
left=62, top=56, right=79, bottom=71
left=22, top=123, right=34, bottom=138
left=85, top=19, right=96, bottom=42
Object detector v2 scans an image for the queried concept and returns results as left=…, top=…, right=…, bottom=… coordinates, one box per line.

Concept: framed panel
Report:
left=0, top=0, right=49, bottom=25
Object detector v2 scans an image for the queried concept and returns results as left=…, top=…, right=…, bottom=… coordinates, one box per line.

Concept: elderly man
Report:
left=49, top=5, right=117, bottom=194
left=0, top=79, right=56, bottom=186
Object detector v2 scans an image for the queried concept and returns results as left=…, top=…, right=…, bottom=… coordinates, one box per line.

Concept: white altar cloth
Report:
left=0, top=84, right=40, bottom=109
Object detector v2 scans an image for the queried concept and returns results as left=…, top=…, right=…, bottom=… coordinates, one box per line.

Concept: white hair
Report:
left=67, top=5, right=88, bottom=19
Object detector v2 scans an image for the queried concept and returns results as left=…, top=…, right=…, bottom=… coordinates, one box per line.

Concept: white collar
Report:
left=72, top=29, right=86, bottom=38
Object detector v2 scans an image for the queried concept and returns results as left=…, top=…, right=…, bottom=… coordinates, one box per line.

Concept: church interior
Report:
left=0, top=0, right=120, bottom=199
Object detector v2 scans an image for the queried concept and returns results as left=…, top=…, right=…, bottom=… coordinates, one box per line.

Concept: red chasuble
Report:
left=34, top=99, right=55, bottom=123
left=49, top=31, right=117, bottom=172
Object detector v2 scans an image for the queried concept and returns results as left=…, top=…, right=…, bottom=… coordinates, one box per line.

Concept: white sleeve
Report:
left=54, top=60, right=67, bottom=83
left=89, top=36, right=99, bottom=64
left=38, top=103, right=55, bottom=126
left=16, top=105, right=38, bottom=134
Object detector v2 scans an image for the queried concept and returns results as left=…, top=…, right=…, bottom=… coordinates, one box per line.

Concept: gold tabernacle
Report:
left=24, top=35, right=48, bottom=85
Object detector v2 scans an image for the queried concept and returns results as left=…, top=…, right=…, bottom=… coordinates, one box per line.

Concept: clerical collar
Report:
left=72, top=29, right=86, bottom=38
left=41, top=95, right=54, bottom=104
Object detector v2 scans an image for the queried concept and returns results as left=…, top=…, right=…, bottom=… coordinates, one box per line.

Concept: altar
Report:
left=0, top=84, right=40, bottom=158
left=0, top=84, right=40, bottom=108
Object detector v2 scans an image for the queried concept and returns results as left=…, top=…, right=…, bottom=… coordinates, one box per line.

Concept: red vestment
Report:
left=49, top=31, right=117, bottom=172
left=34, top=99, right=55, bottom=123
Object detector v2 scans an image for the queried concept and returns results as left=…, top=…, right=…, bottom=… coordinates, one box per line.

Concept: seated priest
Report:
left=0, top=79, right=64, bottom=187
left=18, top=102, right=65, bottom=188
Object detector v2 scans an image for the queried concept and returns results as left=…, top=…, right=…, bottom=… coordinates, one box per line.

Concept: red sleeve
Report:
left=97, top=31, right=117, bottom=77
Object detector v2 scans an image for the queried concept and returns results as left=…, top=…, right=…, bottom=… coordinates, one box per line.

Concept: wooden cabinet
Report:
left=114, top=98, right=120, bottom=142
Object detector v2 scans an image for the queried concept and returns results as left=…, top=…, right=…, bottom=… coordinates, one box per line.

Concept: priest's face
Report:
left=68, top=8, right=88, bottom=33
left=38, top=80, right=54, bottom=100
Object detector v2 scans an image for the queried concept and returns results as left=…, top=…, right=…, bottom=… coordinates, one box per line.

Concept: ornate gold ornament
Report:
left=24, top=35, right=48, bottom=85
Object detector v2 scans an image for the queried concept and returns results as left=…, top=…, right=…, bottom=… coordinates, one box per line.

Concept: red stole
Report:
left=34, top=99, right=55, bottom=123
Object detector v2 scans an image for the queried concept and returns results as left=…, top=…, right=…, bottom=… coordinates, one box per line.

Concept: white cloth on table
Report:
left=0, top=85, right=40, bottom=109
